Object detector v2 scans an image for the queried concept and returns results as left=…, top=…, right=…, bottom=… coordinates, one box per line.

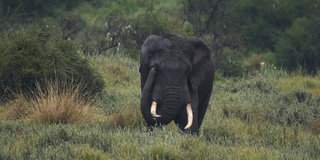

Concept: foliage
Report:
left=1, top=0, right=320, bottom=75
left=130, top=13, right=170, bottom=48
left=0, top=24, right=104, bottom=102
left=229, top=0, right=280, bottom=51
left=229, top=0, right=320, bottom=73
left=276, top=17, right=320, bottom=73
left=0, top=0, right=84, bottom=17
left=54, top=12, right=86, bottom=41
left=69, top=1, right=180, bottom=58
left=182, top=0, right=245, bottom=77
left=213, top=49, right=244, bottom=77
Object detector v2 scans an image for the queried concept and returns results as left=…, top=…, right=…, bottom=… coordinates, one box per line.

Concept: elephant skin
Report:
left=139, top=34, right=215, bottom=134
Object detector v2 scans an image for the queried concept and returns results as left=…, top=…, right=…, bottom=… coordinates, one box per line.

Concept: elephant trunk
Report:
left=154, top=89, right=184, bottom=125
left=151, top=88, right=193, bottom=129
left=140, top=68, right=157, bottom=126
left=141, top=68, right=193, bottom=128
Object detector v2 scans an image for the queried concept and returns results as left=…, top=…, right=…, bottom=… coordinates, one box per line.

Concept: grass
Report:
left=279, top=75, right=320, bottom=97
left=0, top=80, right=102, bottom=124
left=0, top=54, right=320, bottom=159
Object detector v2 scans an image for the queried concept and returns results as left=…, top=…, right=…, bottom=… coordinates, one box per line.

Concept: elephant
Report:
left=139, top=34, right=215, bottom=134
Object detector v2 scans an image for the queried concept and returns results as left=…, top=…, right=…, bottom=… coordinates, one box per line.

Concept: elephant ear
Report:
left=189, top=39, right=213, bottom=90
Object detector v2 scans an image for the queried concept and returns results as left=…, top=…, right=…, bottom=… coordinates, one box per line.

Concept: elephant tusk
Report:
left=151, top=101, right=161, bottom=118
left=184, top=103, right=193, bottom=129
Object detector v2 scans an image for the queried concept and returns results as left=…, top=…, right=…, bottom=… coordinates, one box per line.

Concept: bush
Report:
left=213, top=48, right=245, bottom=77
left=0, top=24, right=104, bottom=102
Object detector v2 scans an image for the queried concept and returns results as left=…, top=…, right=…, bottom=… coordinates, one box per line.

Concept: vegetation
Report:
left=2, top=0, right=319, bottom=74
left=0, top=0, right=319, bottom=159
left=0, top=55, right=319, bottom=159
left=1, top=80, right=102, bottom=124
left=0, top=24, right=104, bottom=101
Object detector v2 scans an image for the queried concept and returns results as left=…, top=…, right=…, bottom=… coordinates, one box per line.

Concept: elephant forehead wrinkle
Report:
left=167, top=50, right=187, bottom=57
left=162, top=58, right=191, bottom=70
left=160, top=72, right=187, bottom=82
left=161, top=86, right=185, bottom=93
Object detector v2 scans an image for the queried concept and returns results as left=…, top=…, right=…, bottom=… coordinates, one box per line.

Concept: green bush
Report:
left=0, top=24, right=104, bottom=102
left=214, top=49, right=245, bottom=77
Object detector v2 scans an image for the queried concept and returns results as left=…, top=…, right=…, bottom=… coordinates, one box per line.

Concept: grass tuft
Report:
left=1, top=80, right=102, bottom=124
left=28, top=80, right=102, bottom=124
left=0, top=96, right=30, bottom=120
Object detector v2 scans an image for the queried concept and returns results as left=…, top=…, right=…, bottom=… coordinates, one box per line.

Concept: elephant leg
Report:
left=197, top=77, right=214, bottom=128
left=197, top=89, right=212, bottom=128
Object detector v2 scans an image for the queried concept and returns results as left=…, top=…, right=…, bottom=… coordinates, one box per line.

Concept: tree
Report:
left=182, top=0, right=244, bottom=76
left=276, top=17, right=320, bottom=73
left=228, top=0, right=320, bottom=73
left=0, top=0, right=84, bottom=17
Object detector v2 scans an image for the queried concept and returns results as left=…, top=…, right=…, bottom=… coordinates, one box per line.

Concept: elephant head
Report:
left=140, top=34, right=215, bottom=134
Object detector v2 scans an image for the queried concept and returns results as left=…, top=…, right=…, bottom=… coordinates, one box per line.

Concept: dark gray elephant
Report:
left=139, top=34, right=215, bottom=134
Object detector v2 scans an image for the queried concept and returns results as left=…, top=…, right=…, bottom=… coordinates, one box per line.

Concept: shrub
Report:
left=213, top=48, right=245, bottom=77
left=213, top=73, right=320, bottom=127
left=0, top=24, right=104, bottom=102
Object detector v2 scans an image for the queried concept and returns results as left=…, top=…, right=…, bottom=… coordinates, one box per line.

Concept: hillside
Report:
left=0, top=55, right=319, bottom=159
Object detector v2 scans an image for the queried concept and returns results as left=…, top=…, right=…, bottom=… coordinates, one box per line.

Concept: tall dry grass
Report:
left=1, top=80, right=102, bottom=124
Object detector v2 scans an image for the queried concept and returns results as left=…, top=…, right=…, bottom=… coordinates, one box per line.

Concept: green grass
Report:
left=0, top=54, right=320, bottom=159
